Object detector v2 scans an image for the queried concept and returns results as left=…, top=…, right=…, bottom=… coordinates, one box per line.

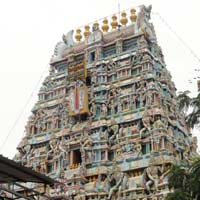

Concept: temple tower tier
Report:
left=15, top=5, right=197, bottom=200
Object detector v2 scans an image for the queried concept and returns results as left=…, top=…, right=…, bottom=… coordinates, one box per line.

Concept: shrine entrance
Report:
left=71, top=150, right=82, bottom=167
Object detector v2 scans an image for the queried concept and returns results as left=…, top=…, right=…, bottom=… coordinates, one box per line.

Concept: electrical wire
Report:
left=0, top=64, right=49, bottom=153
left=153, top=11, right=200, bottom=64
left=1, top=7, right=200, bottom=153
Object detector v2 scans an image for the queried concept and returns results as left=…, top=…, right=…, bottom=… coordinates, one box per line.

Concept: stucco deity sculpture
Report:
left=135, top=5, right=156, bottom=43
left=153, top=118, right=166, bottom=130
left=143, top=156, right=168, bottom=194
left=62, top=30, right=75, bottom=48
left=101, top=103, right=108, bottom=118
left=108, top=173, right=125, bottom=200
left=89, top=100, right=96, bottom=118
left=108, top=120, right=119, bottom=145
left=47, top=138, right=58, bottom=160
left=140, top=113, right=152, bottom=138
left=122, top=138, right=134, bottom=153
left=80, top=132, right=93, bottom=165
left=14, top=5, right=197, bottom=200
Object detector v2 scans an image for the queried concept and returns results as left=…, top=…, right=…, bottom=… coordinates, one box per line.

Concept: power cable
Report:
left=153, top=11, right=200, bottom=64
left=0, top=64, right=49, bottom=153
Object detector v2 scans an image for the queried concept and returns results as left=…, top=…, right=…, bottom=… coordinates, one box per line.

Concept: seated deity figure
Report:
left=122, top=138, right=134, bottom=153
left=143, top=155, right=168, bottom=194
left=144, top=164, right=161, bottom=193
left=153, top=118, right=166, bottom=129
left=91, top=130, right=101, bottom=142
left=140, top=115, right=151, bottom=138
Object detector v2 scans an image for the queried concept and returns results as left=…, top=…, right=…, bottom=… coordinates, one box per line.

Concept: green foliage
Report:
left=190, top=158, right=200, bottom=199
left=165, top=190, right=191, bottom=200
left=177, top=91, right=200, bottom=129
left=167, top=165, right=189, bottom=190
left=166, top=159, right=200, bottom=200
left=177, top=90, right=191, bottom=114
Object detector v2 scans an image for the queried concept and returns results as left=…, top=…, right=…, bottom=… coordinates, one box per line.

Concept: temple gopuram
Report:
left=14, top=5, right=198, bottom=200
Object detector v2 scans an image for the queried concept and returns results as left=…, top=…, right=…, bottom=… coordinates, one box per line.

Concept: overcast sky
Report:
left=0, top=0, right=200, bottom=158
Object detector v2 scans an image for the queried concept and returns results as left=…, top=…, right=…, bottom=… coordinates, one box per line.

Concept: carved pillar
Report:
left=146, top=143, right=151, bottom=153
left=151, top=137, right=154, bottom=152
left=161, top=136, right=165, bottom=149
left=70, top=151, right=73, bottom=166
left=31, top=126, right=35, bottom=135
left=105, top=150, right=108, bottom=160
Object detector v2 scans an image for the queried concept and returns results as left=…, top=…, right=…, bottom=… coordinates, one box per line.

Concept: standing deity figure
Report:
left=58, top=137, right=69, bottom=167
left=119, top=124, right=125, bottom=138
left=101, top=103, right=107, bottom=118
left=108, top=120, right=119, bottom=145
left=80, top=132, right=93, bottom=165
left=47, top=138, right=58, bottom=160
left=134, top=141, right=142, bottom=157
left=89, top=100, right=96, bottom=117
left=21, top=144, right=31, bottom=165
left=118, top=99, right=122, bottom=113
left=151, top=135, right=161, bottom=152
left=107, top=173, right=125, bottom=200
left=109, top=99, right=115, bottom=115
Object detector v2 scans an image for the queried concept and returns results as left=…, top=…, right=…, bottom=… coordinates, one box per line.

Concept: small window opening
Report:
left=89, top=51, right=96, bottom=62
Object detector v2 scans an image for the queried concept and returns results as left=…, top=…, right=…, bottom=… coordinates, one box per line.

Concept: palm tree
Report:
left=177, top=91, right=200, bottom=129
left=167, top=165, right=190, bottom=192
left=177, top=90, right=191, bottom=115
left=166, top=160, right=200, bottom=200
left=189, top=158, right=200, bottom=199
left=165, top=190, right=191, bottom=200
left=187, top=92, right=200, bottom=129
left=167, top=92, right=200, bottom=200
left=166, top=165, right=192, bottom=200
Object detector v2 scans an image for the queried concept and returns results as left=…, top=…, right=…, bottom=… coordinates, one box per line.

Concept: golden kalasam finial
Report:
left=102, top=18, right=109, bottom=33
left=84, top=25, right=90, bottom=38
left=120, top=11, right=128, bottom=26
left=111, top=15, right=118, bottom=30
left=130, top=8, right=137, bottom=23
left=75, top=29, right=82, bottom=42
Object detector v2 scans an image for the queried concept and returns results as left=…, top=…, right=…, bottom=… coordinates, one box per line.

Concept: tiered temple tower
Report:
left=15, top=5, right=198, bottom=200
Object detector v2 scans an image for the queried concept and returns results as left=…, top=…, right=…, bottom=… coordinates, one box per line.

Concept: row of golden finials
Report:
left=75, top=8, right=137, bottom=42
